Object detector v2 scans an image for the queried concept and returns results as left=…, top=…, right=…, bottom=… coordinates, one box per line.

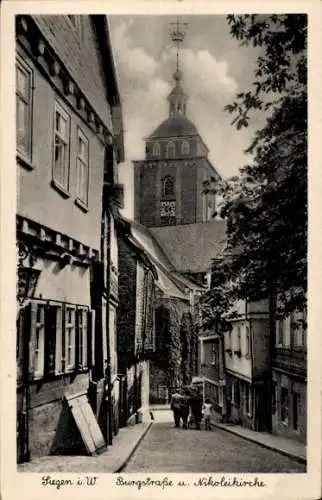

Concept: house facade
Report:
left=117, top=220, right=157, bottom=426
left=272, top=309, right=307, bottom=443
left=16, top=15, right=123, bottom=462
left=223, top=300, right=271, bottom=431
left=199, top=329, right=226, bottom=421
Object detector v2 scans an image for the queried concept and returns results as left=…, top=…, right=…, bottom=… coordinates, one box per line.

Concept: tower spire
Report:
left=168, top=19, right=189, bottom=117
left=170, top=19, right=188, bottom=74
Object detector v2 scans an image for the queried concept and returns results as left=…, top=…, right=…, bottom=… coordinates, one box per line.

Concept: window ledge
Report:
left=75, top=198, right=89, bottom=213
left=17, top=153, right=34, bottom=171
left=51, top=179, right=70, bottom=199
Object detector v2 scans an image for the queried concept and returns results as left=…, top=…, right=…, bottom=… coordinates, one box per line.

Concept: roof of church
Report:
left=148, top=115, right=199, bottom=140
left=149, top=220, right=227, bottom=273
left=119, top=218, right=204, bottom=299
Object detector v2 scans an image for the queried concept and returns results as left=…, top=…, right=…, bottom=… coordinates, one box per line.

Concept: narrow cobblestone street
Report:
left=124, top=411, right=305, bottom=473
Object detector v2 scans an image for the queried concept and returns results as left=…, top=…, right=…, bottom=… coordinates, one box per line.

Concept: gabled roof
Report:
left=150, top=220, right=227, bottom=274
left=118, top=218, right=203, bottom=300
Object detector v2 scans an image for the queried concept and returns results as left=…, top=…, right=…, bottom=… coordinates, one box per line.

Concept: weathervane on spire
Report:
left=169, top=19, right=188, bottom=74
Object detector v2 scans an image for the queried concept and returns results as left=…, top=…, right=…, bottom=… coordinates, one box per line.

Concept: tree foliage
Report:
left=202, top=14, right=307, bottom=324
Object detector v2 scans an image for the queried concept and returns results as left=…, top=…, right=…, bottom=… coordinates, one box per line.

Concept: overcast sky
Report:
left=108, top=15, right=261, bottom=218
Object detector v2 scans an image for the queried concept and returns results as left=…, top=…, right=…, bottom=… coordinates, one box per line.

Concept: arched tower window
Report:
left=182, top=140, right=189, bottom=155
left=162, top=175, right=175, bottom=197
left=166, top=141, right=175, bottom=159
left=153, top=142, right=160, bottom=157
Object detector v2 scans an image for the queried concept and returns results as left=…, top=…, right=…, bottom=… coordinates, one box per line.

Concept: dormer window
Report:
left=153, top=142, right=160, bottom=157
left=166, top=141, right=175, bottom=159
left=182, top=140, right=189, bottom=155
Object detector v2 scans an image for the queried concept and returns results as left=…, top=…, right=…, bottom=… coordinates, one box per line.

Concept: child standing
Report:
left=202, top=399, right=213, bottom=430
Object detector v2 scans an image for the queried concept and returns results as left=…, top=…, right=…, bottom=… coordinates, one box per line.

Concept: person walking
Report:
left=170, top=390, right=184, bottom=428
left=189, top=390, right=203, bottom=430
left=202, top=398, right=213, bottom=430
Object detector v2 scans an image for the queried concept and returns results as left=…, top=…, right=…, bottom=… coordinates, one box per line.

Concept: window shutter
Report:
left=75, top=308, right=80, bottom=371
left=28, top=302, right=36, bottom=379
left=29, top=301, right=45, bottom=379
left=88, top=310, right=95, bottom=368
left=54, top=305, right=63, bottom=375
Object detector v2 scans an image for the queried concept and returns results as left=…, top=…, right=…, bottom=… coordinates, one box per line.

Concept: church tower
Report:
left=134, top=21, right=220, bottom=228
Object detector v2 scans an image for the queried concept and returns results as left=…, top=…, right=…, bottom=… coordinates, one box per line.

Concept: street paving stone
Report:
left=124, top=413, right=306, bottom=473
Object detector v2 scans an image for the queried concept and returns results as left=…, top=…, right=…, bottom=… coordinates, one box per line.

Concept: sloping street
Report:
left=124, top=411, right=305, bottom=473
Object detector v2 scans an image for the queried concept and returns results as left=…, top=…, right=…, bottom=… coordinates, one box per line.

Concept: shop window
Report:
left=76, top=128, right=89, bottom=207
left=281, top=387, right=289, bottom=424
left=16, top=56, right=33, bottom=161
left=53, top=101, right=70, bottom=193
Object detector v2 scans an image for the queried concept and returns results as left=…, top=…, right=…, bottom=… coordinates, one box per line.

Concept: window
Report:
left=76, top=128, right=89, bottom=206
left=291, top=311, right=306, bottom=347
left=44, top=304, right=63, bottom=375
left=162, top=175, right=175, bottom=197
left=244, top=383, right=252, bottom=415
left=200, top=340, right=205, bottom=365
left=218, top=386, right=223, bottom=407
left=166, top=141, right=175, bottom=158
left=246, top=325, right=251, bottom=356
left=232, top=380, right=240, bottom=408
left=77, top=307, right=88, bottom=369
left=235, top=326, right=241, bottom=354
left=292, top=392, right=299, bottom=430
left=65, top=306, right=76, bottom=371
left=16, top=57, right=32, bottom=160
left=182, top=140, right=189, bottom=155
left=30, top=301, right=46, bottom=379
left=26, top=300, right=92, bottom=379
left=276, top=319, right=285, bottom=346
left=281, top=387, right=289, bottom=424
left=211, top=343, right=219, bottom=366
left=271, top=381, right=277, bottom=414
left=153, top=142, right=160, bottom=157
left=53, top=102, right=70, bottom=192
left=225, top=330, right=232, bottom=352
